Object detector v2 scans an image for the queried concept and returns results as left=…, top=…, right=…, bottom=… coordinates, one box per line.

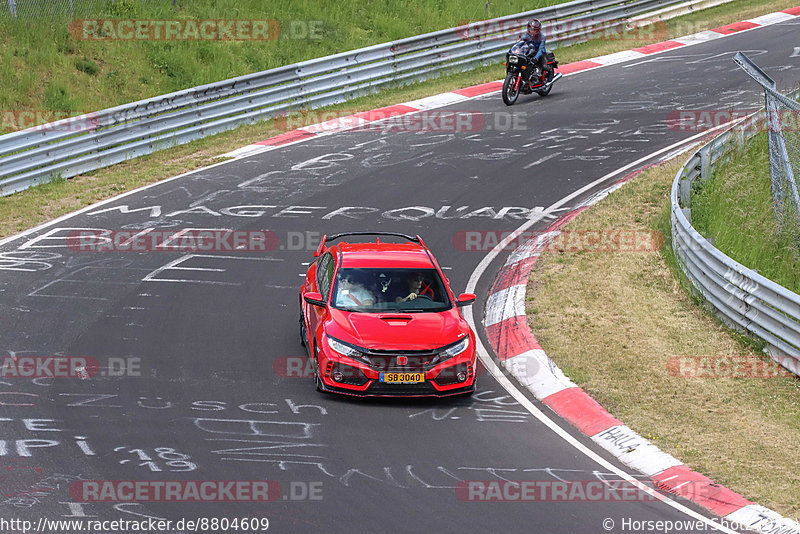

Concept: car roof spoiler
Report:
left=313, top=232, right=423, bottom=257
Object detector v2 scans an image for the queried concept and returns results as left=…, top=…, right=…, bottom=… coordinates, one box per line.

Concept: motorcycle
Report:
left=502, top=40, right=562, bottom=106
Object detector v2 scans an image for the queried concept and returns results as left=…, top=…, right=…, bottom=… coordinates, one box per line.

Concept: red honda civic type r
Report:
left=299, top=232, right=477, bottom=397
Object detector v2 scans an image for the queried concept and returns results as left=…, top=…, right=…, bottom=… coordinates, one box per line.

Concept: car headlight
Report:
left=327, top=336, right=371, bottom=364
left=430, top=337, right=470, bottom=365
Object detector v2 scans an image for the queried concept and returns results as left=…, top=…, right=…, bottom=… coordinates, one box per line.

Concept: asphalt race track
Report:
left=0, top=19, right=798, bottom=534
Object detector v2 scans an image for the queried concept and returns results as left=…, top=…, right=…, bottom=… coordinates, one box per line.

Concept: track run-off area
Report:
left=0, top=14, right=799, bottom=534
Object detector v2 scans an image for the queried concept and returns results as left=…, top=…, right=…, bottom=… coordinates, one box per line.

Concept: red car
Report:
left=299, top=232, right=477, bottom=397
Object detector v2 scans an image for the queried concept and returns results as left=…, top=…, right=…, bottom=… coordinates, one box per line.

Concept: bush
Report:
left=75, top=57, right=100, bottom=75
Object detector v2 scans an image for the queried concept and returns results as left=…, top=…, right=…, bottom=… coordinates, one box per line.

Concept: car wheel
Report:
left=312, top=344, right=323, bottom=392
left=299, top=315, right=307, bottom=347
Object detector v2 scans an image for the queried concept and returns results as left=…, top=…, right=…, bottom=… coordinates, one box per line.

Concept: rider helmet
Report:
left=527, top=19, right=542, bottom=37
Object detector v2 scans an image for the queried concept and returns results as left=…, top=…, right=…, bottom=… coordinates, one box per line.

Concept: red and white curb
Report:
left=219, top=6, right=800, bottom=161
left=484, top=155, right=800, bottom=531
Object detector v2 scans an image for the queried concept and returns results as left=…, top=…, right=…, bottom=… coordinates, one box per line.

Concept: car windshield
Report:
left=332, top=268, right=452, bottom=312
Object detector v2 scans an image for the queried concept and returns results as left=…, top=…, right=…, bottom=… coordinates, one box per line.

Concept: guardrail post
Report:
left=699, top=147, right=711, bottom=182
left=679, top=179, right=692, bottom=209
left=8, top=0, right=16, bottom=18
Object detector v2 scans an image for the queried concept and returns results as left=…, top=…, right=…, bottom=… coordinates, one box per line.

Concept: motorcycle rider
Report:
left=520, top=19, right=551, bottom=82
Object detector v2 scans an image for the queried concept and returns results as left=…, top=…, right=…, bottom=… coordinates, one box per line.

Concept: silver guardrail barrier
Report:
left=671, top=66, right=800, bottom=374
left=0, top=0, right=719, bottom=195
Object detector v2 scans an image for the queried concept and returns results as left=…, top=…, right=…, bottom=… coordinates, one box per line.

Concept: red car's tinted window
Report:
left=332, top=268, right=451, bottom=312
left=316, top=252, right=335, bottom=300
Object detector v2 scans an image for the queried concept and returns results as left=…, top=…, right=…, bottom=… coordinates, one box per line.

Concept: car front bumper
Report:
left=321, top=380, right=476, bottom=397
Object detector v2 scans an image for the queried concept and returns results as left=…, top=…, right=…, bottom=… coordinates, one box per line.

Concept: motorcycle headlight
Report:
left=430, top=337, right=470, bottom=365
left=327, top=336, right=371, bottom=364
left=509, top=55, right=519, bottom=64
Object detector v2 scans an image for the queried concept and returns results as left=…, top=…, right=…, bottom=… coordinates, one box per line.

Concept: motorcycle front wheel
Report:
left=502, top=73, right=520, bottom=106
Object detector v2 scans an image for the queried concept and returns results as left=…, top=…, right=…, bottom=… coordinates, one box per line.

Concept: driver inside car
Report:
left=395, top=272, right=435, bottom=302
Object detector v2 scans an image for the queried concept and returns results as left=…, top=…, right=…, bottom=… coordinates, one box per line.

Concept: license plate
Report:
left=380, top=372, right=424, bottom=384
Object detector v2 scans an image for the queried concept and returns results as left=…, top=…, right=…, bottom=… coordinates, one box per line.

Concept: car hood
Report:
left=326, top=308, right=468, bottom=351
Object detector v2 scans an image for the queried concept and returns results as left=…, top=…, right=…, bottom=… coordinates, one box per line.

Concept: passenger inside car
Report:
left=335, top=271, right=375, bottom=307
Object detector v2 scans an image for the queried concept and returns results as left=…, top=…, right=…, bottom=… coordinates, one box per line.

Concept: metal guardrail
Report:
left=671, top=77, right=800, bottom=374
left=0, top=0, right=710, bottom=196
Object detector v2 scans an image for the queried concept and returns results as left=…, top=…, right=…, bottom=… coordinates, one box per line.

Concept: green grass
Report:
left=656, top=176, right=770, bottom=354
left=0, top=0, right=563, bottom=126
left=690, top=132, right=800, bottom=293
left=2, top=0, right=797, bottom=131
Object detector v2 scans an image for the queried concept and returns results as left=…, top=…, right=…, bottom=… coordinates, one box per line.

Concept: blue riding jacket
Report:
left=520, top=30, right=546, bottom=61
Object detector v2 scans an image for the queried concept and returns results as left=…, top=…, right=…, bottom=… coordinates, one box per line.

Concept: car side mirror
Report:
left=303, top=291, right=326, bottom=307
left=456, top=293, right=476, bottom=306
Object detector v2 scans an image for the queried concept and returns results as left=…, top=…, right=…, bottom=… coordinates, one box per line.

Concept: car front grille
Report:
left=360, top=349, right=439, bottom=372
